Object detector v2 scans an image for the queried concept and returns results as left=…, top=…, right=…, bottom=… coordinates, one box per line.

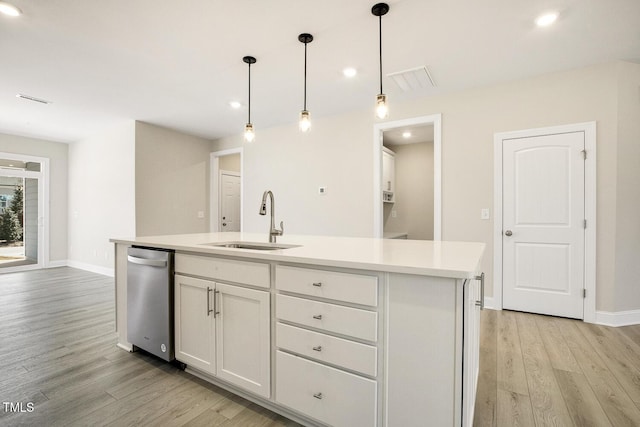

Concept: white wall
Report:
left=68, top=121, right=136, bottom=274
left=213, top=61, right=640, bottom=314
left=219, top=153, right=241, bottom=173
left=614, top=61, right=640, bottom=312
left=135, top=122, right=212, bottom=236
left=214, top=110, right=374, bottom=237
left=383, top=142, right=434, bottom=240
left=0, top=133, right=68, bottom=263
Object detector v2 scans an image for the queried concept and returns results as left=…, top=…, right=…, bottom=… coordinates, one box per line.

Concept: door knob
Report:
left=505, top=230, right=513, bottom=236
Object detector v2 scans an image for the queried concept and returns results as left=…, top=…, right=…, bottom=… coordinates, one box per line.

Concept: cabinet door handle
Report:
left=474, top=273, right=485, bottom=310
left=312, top=314, right=322, bottom=320
left=207, top=287, right=213, bottom=316
left=312, top=282, right=322, bottom=287
left=214, top=289, right=220, bottom=318
left=312, top=345, right=322, bottom=352
left=313, top=392, right=323, bottom=400
left=387, top=180, right=391, bottom=191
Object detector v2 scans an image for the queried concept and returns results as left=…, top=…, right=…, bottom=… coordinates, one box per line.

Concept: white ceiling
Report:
left=383, top=124, right=433, bottom=146
left=1, top=0, right=639, bottom=143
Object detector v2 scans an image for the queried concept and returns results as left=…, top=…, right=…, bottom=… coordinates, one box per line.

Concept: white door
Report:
left=220, top=172, right=240, bottom=232
left=215, top=282, right=270, bottom=397
left=502, top=131, right=585, bottom=319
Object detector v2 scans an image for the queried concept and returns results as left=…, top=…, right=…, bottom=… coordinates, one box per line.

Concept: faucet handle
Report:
left=277, top=221, right=284, bottom=235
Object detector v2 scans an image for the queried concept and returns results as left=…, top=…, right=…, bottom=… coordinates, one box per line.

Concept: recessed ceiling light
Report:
left=343, top=67, right=357, bottom=78
left=402, top=131, right=412, bottom=138
left=229, top=101, right=242, bottom=109
left=0, top=2, right=21, bottom=17
left=535, top=12, right=558, bottom=27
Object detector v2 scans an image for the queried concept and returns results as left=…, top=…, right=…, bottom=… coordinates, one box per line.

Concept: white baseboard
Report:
left=483, top=298, right=640, bottom=326
left=47, top=260, right=68, bottom=268
left=595, top=309, right=640, bottom=327
left=66, top=260, right=115, bottom=277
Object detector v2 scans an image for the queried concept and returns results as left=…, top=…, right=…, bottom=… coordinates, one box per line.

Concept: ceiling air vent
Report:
left=16, top=94, right=52, bottom=104
left=388, top=66, right=435, bottom=92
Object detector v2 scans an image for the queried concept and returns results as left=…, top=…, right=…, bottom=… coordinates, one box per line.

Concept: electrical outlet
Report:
left=318, top=186, right=327, bottom=195
left=481, top=208, right=490, bottom=220
left=391, top=210, right=397, bottom=218
left=197, top=211, right=205, bottom=218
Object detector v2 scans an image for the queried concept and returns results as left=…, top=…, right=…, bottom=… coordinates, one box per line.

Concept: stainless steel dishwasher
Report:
left=127, top=246, right=175, bottom=362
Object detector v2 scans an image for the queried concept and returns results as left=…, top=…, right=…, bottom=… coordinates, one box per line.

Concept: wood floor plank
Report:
left=555, top=317, right=640, bottom=426
left=496, top=389, right=535, bottom=427
left=554, top=368, right=613, bottom=427
left=516, top=313, right=573, bottom=426
left=535, top=314, right=582, bottom=373
left=497, top=310, right=529, bottom=396
left=577, top=322, right=640, bottom=408
left=138, top=383, right=230, bottom=427
left=618, top=325, right=640, bottom=347
left=474, top=309, right=498, bottom=427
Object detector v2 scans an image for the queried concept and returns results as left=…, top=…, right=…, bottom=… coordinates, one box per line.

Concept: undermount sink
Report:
left=201, top=241, right=301, bottom=251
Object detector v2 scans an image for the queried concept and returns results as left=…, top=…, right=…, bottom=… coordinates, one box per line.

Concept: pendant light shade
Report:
left=298, top=33, right=313, bottom=132
left=243, top=56, right=257, bottom=142
left=372, top=3, right=389, bottom=119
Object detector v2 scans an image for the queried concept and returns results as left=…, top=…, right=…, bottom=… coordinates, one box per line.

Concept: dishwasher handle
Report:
left=127, top=255, right=167, bottom=268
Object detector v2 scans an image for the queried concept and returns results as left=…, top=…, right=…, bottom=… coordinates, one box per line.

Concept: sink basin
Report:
left=201, top=241, right=301, bottom=251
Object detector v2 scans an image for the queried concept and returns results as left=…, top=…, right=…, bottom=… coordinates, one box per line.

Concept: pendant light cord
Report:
left=378, top=15, right=383, bottom=94
left=304, top=42, right=308, bottom=110
left=248, top=63, right=252, bottom=123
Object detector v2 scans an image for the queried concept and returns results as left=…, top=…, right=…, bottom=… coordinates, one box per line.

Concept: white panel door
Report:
left=220, top=172, right=240, bottom=232
left=502, top=132, right=585, bottom=319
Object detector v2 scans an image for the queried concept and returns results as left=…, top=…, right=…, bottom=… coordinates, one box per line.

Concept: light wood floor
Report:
left=474, top=308, right=640, bottom=426
left=1, top=267, right=639, bottom=426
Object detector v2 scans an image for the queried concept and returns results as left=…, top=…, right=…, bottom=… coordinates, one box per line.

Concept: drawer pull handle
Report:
left=312, top=314, right=322, bottom=320
left=312, top=345, right=322, bottom=352
left=313, top=392, right=323, bottom=400
left=312, top=282, right=322, bottom=287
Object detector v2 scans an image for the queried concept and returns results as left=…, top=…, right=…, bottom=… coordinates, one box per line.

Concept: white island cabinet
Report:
left=111, top=232, right=484, bottom=427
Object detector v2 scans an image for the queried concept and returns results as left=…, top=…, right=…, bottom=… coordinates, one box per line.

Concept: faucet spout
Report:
left=259, top=190, right=283, bottom=243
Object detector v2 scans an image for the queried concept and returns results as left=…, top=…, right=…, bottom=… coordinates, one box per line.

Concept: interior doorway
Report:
left=493, top=122, right=596, bottom=323
left=373, top=114, right=442, bottom=239
left=210, top=148, right=243, bottom=232
left=0, top=153, right=49, bottom=272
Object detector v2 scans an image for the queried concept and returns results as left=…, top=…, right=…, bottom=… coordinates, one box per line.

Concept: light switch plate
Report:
left=481, top=208, right=490, bottom=220
left=319, top=186, right=327, bottom=195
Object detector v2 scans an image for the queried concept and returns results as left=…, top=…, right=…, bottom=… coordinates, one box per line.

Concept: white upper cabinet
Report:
left=382, top=146, right=395, bottom=203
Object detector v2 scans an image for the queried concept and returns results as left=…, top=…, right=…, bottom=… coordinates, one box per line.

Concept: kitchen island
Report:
left=111, top=232, right=484, bottom=427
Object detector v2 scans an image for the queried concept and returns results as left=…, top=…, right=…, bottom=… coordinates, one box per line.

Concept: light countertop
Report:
left=111, top=232, right=484, bottom=279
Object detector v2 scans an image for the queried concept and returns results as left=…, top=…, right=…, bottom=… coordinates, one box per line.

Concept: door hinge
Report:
left=581, top=149, right=587, bottom=160
left=584, top=219, right=587, bottom=229
left=583, top=289, right=586, bottom=298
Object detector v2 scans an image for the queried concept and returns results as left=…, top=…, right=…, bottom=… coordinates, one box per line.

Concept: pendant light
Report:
left=298, top=33, right=313, bottom=132
left=371, top=3, right=390, bottom=119
left=243, top=56, right=257, bottom=142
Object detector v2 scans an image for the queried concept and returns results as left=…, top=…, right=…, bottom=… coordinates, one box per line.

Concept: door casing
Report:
left=493, top=122, right=596, bottom=323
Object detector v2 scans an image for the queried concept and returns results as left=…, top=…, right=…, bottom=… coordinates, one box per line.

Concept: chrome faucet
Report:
left=259, top=190, right=283, bottom=243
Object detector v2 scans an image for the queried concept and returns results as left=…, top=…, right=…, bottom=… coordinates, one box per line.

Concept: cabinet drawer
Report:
left=276, top=294, right=377, bottom=342
left=276, top=265, right=377, bottom=306
left=175, top=253, right=270, bottom=288
left=276, top=323, right=377, bottom=377
left=276, top=351, right=377, bottom=427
